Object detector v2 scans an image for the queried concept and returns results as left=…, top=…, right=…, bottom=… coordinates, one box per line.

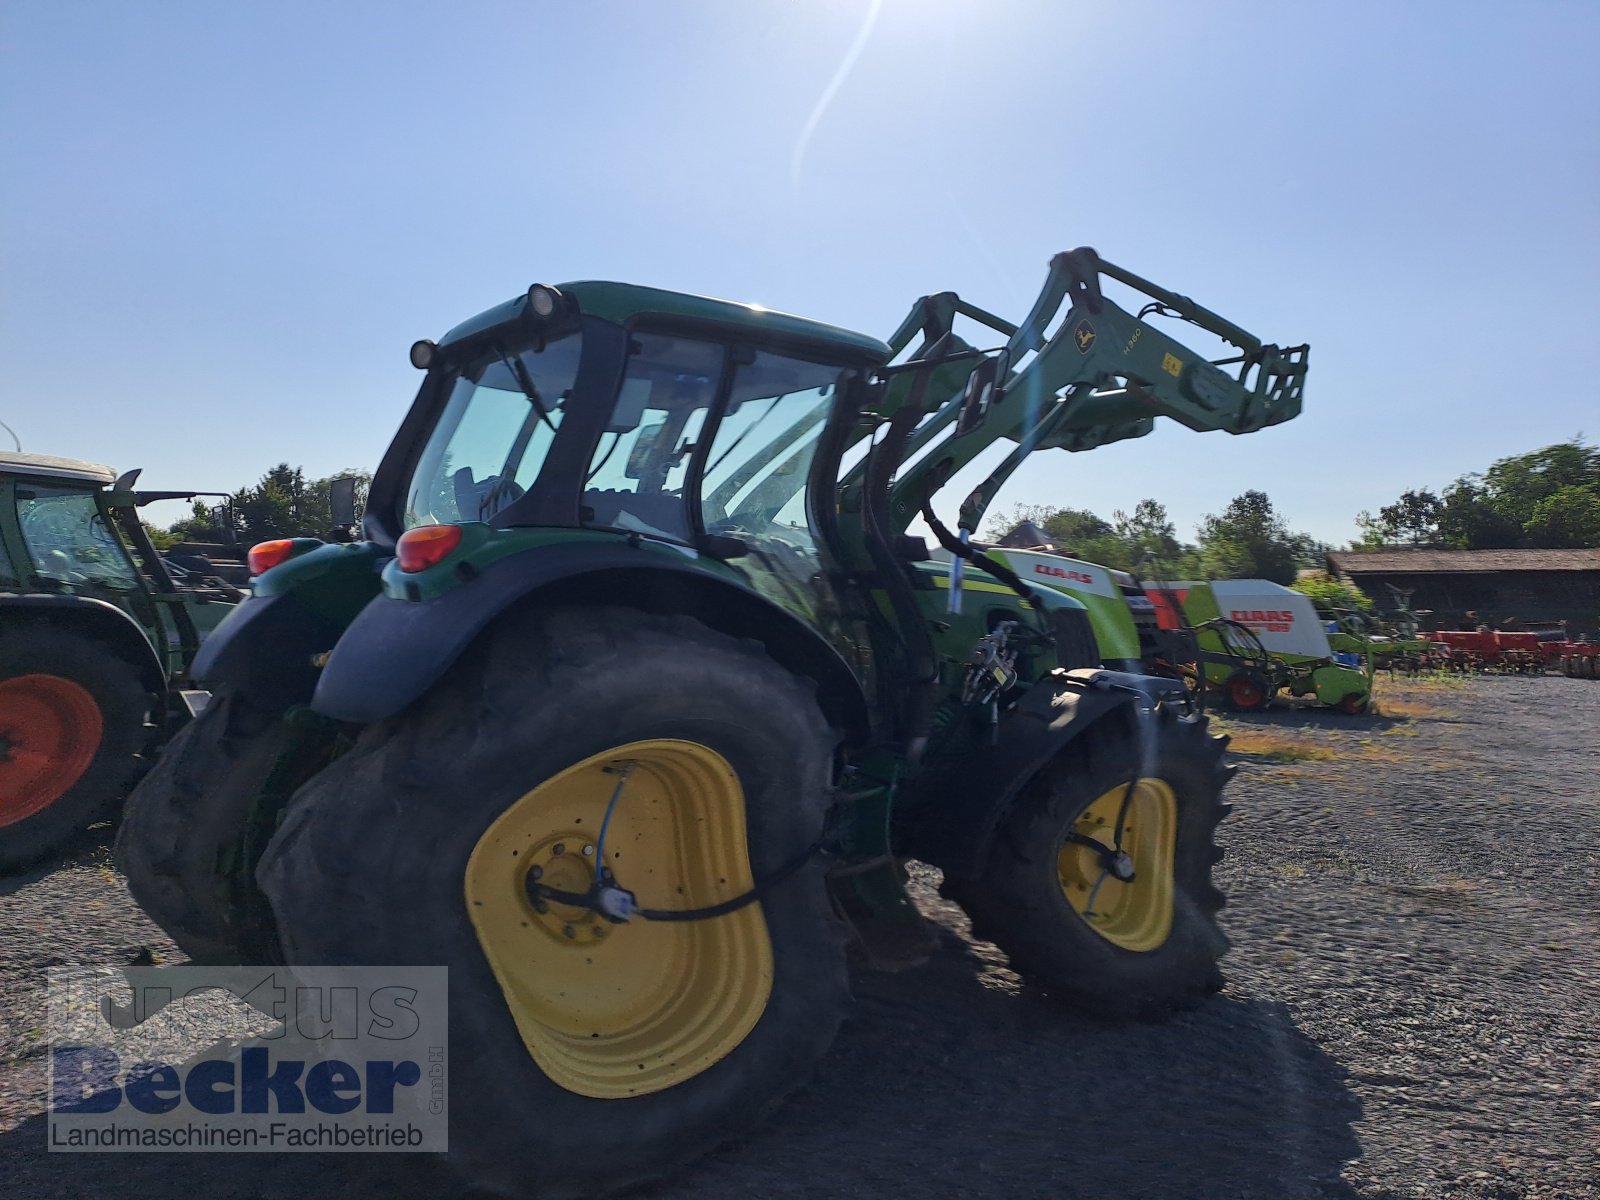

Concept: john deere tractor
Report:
left=117, top=249, right=1306, bottom=1196
left=0, top=454, right=241, bottom=871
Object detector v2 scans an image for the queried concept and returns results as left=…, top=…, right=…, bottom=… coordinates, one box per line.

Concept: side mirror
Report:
left=955, top=352, right=1007, bottom=436
left=329, top=476, right=358, bottom=528
left=624, top=423, right=666, bottom=480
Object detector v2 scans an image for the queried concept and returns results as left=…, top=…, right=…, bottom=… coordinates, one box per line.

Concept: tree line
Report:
left=146, top=463, right=371, bottom=549
left=149, top=439, right=1597, bottom=598
left=982, top=491, right=1324, bottom=586
left=1353, top=438, right=1600, bottom=550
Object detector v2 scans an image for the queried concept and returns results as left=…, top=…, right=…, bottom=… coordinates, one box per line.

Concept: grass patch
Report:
left=1371, top=696, right=1449, bottom=720
left=1223, top=731, right=1337, bottom=763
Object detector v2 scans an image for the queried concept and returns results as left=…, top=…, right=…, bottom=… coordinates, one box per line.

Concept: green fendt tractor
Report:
left=117, top=249, right=1306, bottom=1196
left=0, top=454, right=241, bottom=871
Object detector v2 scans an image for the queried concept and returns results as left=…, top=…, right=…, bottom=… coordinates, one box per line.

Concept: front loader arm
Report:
left=879, top=248, right=1307, bottom=534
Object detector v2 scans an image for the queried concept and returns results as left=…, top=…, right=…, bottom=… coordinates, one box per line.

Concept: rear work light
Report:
left=397, top=524, right=463, bottom=573
left=248, top=539, right=297, bottom=576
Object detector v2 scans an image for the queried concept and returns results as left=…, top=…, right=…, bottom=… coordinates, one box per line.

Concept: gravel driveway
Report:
left=2, top=673, right=1596, bottom=1198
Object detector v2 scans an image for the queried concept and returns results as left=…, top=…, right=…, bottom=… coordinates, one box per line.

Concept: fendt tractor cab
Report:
left=118, top=249, right=1307, bottom=1197
left=0, top=453, right=241, bottom=870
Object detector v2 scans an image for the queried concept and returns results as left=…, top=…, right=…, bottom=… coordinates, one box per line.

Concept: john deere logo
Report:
left=1074, top=320, right=1096, bottom=353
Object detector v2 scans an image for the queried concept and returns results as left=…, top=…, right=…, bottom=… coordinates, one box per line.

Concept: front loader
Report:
left=117, top=248, right=1307, bottom=1198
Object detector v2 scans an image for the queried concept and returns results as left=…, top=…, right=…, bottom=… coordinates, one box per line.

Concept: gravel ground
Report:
left=1, top=673, right=1596, bottom=1198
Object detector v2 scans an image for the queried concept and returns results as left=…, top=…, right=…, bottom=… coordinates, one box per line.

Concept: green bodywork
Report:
left=1180, top=583, right=1371, bottom=708
left=0, top=461, right=236, bottom=691
left=220, top=249, right=1308, bottom=933
left=981, top=549, right=1144, bottom=663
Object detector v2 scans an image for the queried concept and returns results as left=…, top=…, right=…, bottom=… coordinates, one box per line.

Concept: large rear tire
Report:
left=945, top=706, right=1231, bottom=1019
left=256, top=607, right=849, bottom=1199
left=114, top=690, right=291, bottom=963
left=0, top=628, right=149, bottom=873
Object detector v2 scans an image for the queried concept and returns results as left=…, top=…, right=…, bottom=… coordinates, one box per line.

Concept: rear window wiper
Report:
left=496, top=342, right=557, bottom=432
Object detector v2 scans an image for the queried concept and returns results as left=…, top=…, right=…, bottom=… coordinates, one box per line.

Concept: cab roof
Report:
left=439, top=281, right=891, bottom=363
left=0, top=451, right=116, bottom=486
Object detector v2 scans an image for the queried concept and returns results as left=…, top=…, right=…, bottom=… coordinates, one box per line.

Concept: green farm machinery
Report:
left=0, top=454, right=241, bottom=871
left=118, top=248, right=1306, bottom=1196
left=974, top=541, right=1374, bottom=714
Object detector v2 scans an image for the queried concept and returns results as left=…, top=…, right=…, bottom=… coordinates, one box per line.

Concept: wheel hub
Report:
left=1057, top=778, right=1178, bottom=952
left=523, top=836, right=609, bottom=945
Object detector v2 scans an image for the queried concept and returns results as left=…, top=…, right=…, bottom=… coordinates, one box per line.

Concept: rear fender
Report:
left=189, top=542, right=387, bottom=710
left=310, top=541, right=872, bottom=742
left=904, top=668, right=1186, bottom=880
left=0, top=594, right=166, bottom=695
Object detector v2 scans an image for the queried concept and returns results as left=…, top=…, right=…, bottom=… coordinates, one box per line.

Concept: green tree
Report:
left=1480, top=439, right=1600, bottom=529
left=1436, top=478, right=1524, bottom=549
left=982, top=499, right=1202, bottom=574
left=1376, top=489, right=1443, bottom=545
left=1524, top=485, right=1600, bottom=548
left=141, top=521, right=179, bottom=551
left=1196, top=490, right=1318, bottom=584
left=1364, top=438, right=1600, bottom=550
left=165, top=465, right=371, bottom=546
left=1349, top=510, right=1390, bottom=550
left=1291, top=570, right=1372, bottom=619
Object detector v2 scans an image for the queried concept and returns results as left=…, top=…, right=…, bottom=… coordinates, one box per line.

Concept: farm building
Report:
left=1326, top=548, right=1600, bottom=635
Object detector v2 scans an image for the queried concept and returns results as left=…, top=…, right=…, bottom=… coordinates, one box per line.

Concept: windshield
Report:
left=16, top=485, right=140, bottom=589
left=404, top=331, right=583, bottom=527
left=701, top=350, right=838, bottom=553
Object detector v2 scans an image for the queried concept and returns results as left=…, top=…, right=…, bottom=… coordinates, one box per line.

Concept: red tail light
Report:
left=397, top=524, right=463, bottom=573
left=248, top=539, right=297, bottom=576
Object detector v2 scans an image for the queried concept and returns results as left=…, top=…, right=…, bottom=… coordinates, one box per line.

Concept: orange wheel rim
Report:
left=1229, top=676, right=1263, bottom=707
left=0, top=675, right=103, bottom=827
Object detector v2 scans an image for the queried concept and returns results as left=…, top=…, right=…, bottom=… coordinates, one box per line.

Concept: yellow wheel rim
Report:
left=1057, top=779, right=1178, bottom=952
left=464, top=739, right=773, bottom=1098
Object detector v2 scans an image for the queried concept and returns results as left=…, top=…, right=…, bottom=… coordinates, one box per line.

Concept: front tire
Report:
left=114, top=690, right=295, bottom=963
left=256, top=607, right=849, bottom=1199
left=945, top=706, right=1231, bottom=1019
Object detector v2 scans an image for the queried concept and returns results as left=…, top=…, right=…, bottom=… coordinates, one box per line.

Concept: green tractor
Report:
left=117, top=249, right=1306, bottom=1196
left=0, top=454, right=242, bottom=871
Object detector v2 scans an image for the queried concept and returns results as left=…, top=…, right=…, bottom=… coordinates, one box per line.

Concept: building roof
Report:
left=0, top=451, right=117, bottom=485
left=1328, top=548, right=1600, bottom=574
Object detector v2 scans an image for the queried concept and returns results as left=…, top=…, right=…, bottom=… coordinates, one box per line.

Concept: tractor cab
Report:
left=383, top=283, right=886, bottom=562
left=2, top=454, right=141, bottom=596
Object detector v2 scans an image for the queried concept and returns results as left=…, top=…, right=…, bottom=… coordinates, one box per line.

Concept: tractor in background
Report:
left=0, top=454, right=242, bottom=871
left=118, top=248, right=1307, bottom=1197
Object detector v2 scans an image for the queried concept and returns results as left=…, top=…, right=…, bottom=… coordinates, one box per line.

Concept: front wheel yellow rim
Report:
left=464, top=739, right=773, bottom=1098
left=1057, top=779, right=1178, bottom=952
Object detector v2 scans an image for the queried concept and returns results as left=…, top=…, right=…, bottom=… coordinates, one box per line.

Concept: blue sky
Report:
left=3, top=0, right=1597, bottom=545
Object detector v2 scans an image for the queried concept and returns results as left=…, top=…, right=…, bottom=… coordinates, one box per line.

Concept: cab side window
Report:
left=583, top=333, right=724, bottom=542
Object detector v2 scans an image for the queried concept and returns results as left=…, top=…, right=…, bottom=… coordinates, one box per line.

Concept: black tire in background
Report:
left=114, top=690, right=291, bottom=963
left=0, top=627, right=149, bottom=873
left=256, top=607, right=850, bottom=1199
left=945, top=706, right=1231, bottom=1019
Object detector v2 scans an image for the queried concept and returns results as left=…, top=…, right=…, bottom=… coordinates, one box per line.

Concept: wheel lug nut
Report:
left=563, top=925, right=577, bottom=939
left=553, top=843, right=566, bottom=856
left=528, top=865, right=543, bottom=880
left=593, top=926, right=606, bottom=938
left=582, top=844, right=594, bottom=856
